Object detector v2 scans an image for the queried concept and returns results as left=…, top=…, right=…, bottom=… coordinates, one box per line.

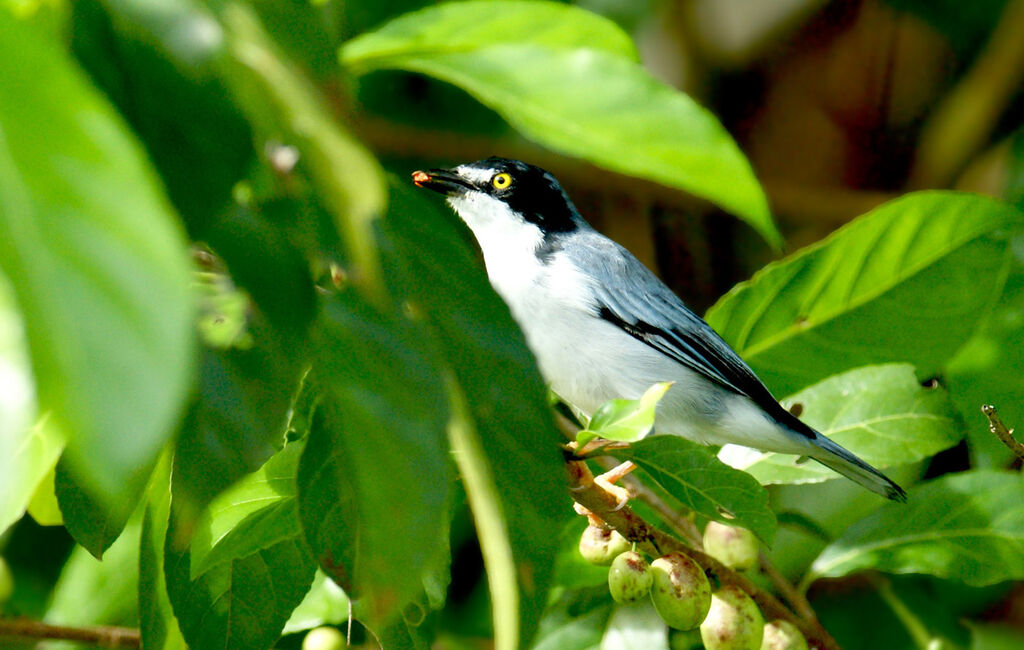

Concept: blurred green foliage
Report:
left=1, top=1, right=1024, bottom=649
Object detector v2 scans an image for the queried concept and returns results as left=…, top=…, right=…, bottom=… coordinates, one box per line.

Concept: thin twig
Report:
left=982, top=404, right=1024, bottom=460
left=0, top=619, right=140, bottom=647
left=567, top=460, right=840, bottom=650
left=758, top=550, right=820, bottom=624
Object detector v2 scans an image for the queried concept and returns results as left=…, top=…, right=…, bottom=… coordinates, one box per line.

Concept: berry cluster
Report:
left=579, top=524, right=808, bottom=650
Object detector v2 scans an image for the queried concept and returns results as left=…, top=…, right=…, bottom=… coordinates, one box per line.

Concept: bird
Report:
left=412, top=157, right=906, bottom=501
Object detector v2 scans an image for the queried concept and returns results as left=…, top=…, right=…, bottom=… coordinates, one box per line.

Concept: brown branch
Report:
left=982, top=404, right=1024, bottom=460
left=0, top=619, right=140, bottom=647
left=567, top=459, right=840, bottom=650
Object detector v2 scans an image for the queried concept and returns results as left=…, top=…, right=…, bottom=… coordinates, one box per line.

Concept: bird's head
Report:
left=412, top=157, right=582, bottom=239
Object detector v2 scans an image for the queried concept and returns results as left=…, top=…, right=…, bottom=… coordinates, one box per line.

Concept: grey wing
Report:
left=577, top=236, right=805, bottom=433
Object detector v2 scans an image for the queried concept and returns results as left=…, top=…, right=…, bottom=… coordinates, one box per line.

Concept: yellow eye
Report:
left=492, top=172, right=512, bottom=190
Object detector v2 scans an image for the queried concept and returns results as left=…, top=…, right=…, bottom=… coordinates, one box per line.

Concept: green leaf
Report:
left=165, top=528, right=316, bottom=650
left=945, top=252, right=1024, bottom=468
left=808, top=470, right=1024, bottom=587
left=707, top=191, right=1024, bottom=397
left=344, top=5, right=778, bottom=247
left=579, top=381, right=672, bottom=444
left=719, top=364, right=962, bottom=485
left=166, top=438, right=315, bottom=649
left=297, top=293, right=452, bottom=626
left=0, top=15, right=194, bottom=508
left=188, top=438, right=306, bottom=579
left=172, top=316, right=304, bottom=522
left=379, top=184, right=571, bottom=649
left=342, top=0, right=638, bottom=68
left=283, top=570, right=349, bottom=635
left=605, top=436, right=776, bottom=544
left=140, top=454, right=187, bottom=650
left=55, top=456, right=146, bottom=559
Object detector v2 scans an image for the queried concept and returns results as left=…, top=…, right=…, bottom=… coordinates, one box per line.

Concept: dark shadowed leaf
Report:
left=808, top=470, right=1024, bottom=587
left=707, top=192, right=1024, bottom=396
left=605, top=436, right=776, bottom=544
left=720, top=364, right=962, bottom=485
left=0, top=15, right=194, bottom=510
left=71, top=0, right=253, bottom=235
left=297, top=293, right=451, bottom=627
left=55, top=458, right=146, bottom=559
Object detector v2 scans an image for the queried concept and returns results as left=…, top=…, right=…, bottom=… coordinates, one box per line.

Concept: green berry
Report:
left=649, top=552, right=712, bottom=630
left=0, top=556, right=13, bottom=606
left=302, top=626, right=344, bottom=650
left=608, top=550, right=653, bottom=604
left=700, top=585, right=765, bottom=650
left=703, top=522, right=760, bottom=571
left=579, top=524, right=631, bottom=566
left=761, top=619, right=809, bottom=650
left=669, top=627, right=705, bottom=650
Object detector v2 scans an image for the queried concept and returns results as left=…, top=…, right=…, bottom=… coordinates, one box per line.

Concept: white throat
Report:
left=448, top=191, right=545, bottom=303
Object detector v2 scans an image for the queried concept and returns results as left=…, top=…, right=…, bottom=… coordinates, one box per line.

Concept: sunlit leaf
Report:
left=719, top=364, right=961, bottom=485
left=343, top=3, right=778, bottom=246
left=0, top=14, right=194, bottom=508
left=343, top=0, right=638, bottom=68
left=708, top=192, right=1024, bottom=396
left=808, top=470, right=1024, bottom=587
left=282, top=570, right=349, bottom=635
left=579, top=381, right=673, bottom=444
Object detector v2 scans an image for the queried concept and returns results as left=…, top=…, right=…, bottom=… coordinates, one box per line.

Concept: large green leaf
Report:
left=0, top=273, right=63, bottom=535
left=0, top=15, right=194, bottom=507
left=344, top=2, right=778, bottom=247
left=719, top=364, right=962, bottom=485
left=707, top=192, right=1024, bottom=397
left=380, top=183, right=571, bottom=650
left=297, top=293, right=452, bottom=627
left=604, top=436, right=776, bottom=544
left=342, top=0, right=638, bottom=66
left=808, top=470, right=1024, bottom=587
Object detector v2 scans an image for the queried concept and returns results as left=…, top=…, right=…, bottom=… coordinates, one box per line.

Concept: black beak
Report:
left=411, top=168, right=474, bottom=195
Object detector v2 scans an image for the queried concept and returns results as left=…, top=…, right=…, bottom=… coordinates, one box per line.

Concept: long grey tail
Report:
left=807, top=432, right=907, bottom=502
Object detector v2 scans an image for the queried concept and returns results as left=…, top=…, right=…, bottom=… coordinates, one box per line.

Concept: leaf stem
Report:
left=871, top=576, right=933, bottom=650
left=566, top=459, right=840, bottom=650
left=0, top=619, right=140, bottom=647
left=982, top=404, right=1024, bottom=460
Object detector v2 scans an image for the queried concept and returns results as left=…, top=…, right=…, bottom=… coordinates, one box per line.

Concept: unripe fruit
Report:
left=669, top=628, right=705, bottom=650
left=761, top=619, right=809, bottom=650
left=303, top=626, right=344, bottom=650
left=700, top=585, right=765, bottom=650
left=608, top=551, right=653, bottom=604
left=703, top=522, right=759, bottom=571
left=578, top=524, right=631, bottom=566
left=649, top=552, right=712, bottom=630
left=0, top=556, right=13, bottom=606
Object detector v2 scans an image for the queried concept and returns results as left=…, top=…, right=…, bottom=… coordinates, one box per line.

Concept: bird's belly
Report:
left=516, top=306, right=728, bottom=441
